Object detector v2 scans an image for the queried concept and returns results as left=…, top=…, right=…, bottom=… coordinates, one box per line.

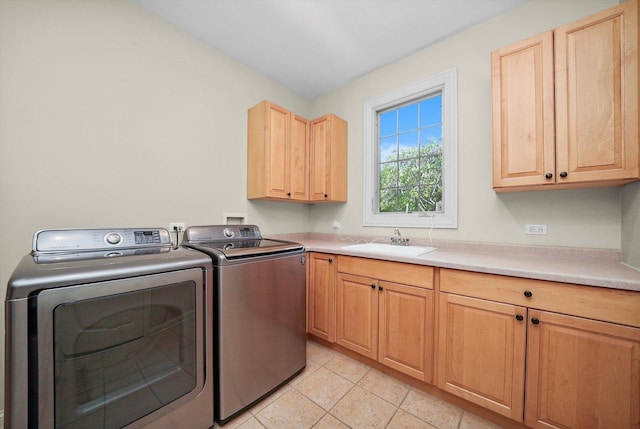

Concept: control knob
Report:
left=105, top=232, right=122, bottom=245
left=223, top=228, right=234, bottom=239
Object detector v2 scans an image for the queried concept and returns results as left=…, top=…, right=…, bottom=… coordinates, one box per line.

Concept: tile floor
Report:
left=214, top=340, right=505, bottom=429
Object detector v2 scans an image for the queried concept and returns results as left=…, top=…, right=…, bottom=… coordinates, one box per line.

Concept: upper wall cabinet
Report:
left=247, top=101, right=347, bottom=203
left=491, top=0, right=639, bottom=192
left=310, top=114, right=348, bottom=202
left=247, top=101, right=309, bottom=201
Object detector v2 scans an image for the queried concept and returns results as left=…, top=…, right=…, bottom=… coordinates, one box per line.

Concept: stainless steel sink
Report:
left=341, top=242, right=437, bottom=257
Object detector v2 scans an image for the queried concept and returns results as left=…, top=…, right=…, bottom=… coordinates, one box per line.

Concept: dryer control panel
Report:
left=33, top=228, right=172, bottom=253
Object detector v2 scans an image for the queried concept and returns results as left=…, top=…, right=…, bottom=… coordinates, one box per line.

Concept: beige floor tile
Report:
left=330, top=386, right=397, bottom=429
left=249, top=384, right=293, bottom=415
left=386, top=409, right=438, bottom=429
left=313, top=413, right=351, bottom=429
left=324, top=353, right=370, bottom=383
left=295, top=366, right=354, bottom=410
left=459, top=411, right=506, bottom=429
left=236, top=416, right=267, bottom=429
left=307, top=341, right=339, bottom=365
left=357, top=369, right=410, bottom=406
left=255, top=389, right=325, bottom=429
left=214, top=411, right=253, bottom=428
left=400, top=389, right=463, bottom=429
left=289, top=359, right=322, bottom=387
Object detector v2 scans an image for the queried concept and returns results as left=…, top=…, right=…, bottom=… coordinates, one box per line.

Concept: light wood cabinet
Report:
left=307, top=252, right=336, bottom=342
left=335, top=256, right=434, bottom=382
left=439, top=268, right=640, bottom=427
left=492, top=0, right=639, bottom=191
left=247, top=101, right=347, bottom=202
left=247, top=101, right=309, bottom=201
left=438, top=293, right=527, bottom=420
left=525, top=310, right=640, bottom=429
left=310, top=114, right=348, bottom=202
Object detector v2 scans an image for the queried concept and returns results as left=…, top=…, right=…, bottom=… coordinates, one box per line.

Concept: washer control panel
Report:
left=33, top=228, right=172, bottom=253
left=184, top=225, right=262, bottom=242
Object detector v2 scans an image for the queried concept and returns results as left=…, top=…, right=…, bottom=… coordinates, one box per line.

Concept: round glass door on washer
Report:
left=4, top=228, right=214, bottom=429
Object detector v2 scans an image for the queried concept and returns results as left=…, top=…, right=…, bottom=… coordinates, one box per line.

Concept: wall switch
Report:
left=169, top=222, right=186, bottom=232
left=525, top=224, right=547, bottom=235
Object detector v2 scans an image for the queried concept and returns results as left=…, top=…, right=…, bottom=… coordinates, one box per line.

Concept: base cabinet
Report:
left=307, top=253, right=336, bottom=342
left=525, top=310, right=640, bottom=429
left=437, top=293, right=526, bottom=420
left=335, top=256, right=434, bottom=382
left=439, top=268, right=640, bottom=428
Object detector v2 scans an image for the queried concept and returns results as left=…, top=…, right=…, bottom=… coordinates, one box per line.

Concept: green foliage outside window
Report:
left=379, top=140, right=442, bottom=213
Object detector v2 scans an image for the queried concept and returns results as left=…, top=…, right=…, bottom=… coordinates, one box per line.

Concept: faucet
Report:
left=391, top=228, right=409, bottom=246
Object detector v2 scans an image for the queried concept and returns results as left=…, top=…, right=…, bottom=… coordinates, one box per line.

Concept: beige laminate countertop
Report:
left=272, top=233, right=640, bottom=292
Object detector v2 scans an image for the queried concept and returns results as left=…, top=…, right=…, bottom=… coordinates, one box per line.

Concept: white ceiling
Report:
left=132, top=0, right=528, bottom=99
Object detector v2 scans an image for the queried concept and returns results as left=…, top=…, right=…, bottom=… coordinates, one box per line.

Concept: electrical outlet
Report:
left=169, top=222, right=186, bottom=232
left=525, top=224, right=548, bottom=235
left=332, top=220, right=341, bottom=229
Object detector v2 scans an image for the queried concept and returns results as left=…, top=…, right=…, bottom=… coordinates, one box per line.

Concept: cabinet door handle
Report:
left=328, top=258, right=333, bottom=263
left=515, top=314, right=524, bottom=321
left=378, top=286, right=383, bottom=291
left=559, top=171, right=568, bottom=178
left=524, top=290, right=533, bottom=298
left=371, top=284, right=376, bottom=289
left=531, top=317, right=540, bottom=325
left=545, top=173, right=553, bottom=179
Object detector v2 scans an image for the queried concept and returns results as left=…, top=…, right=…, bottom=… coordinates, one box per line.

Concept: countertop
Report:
left=271, top=233, right=640, bottom=292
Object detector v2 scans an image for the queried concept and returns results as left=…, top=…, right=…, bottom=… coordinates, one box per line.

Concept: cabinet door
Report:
left=307, top=253, right=336, bottom=342
left=378, top=281, right=434, bottom=382
left=309, top=114, right=348, bottom=202
left=438, top=293, right=527, bottom=421
left=491, top=31, right=555, bottom=189
left=264, top=103, right=291, bottom=198
left=555, top=0, right=639, bottom=183
left=336, top=272, right=378, bottom=359
left=289, top=114, right=309, bottom=201
left=525, top=310, right=640, bottom=429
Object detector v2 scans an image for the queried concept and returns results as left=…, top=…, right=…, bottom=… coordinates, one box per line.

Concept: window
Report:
left=363, top=68, right=457, bottom=228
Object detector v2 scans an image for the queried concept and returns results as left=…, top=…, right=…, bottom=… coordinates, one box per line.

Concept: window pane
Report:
left=379, top=162, right=398, bottom=189
left=419, top=95, right=442, bottom=127
left=398, top=159, right=418, bottom=187
left=398, top=131, right=419, bottom=157
left=380, top=136, right=397, bottom=162
left=379, top=188, right=400, bottom=212
left=420, top=125, right=442, bottom=145
left=419, top=185, right=442, bottom=212
left=398, top=104, right=418, bottom=132
left=379, top=111, right=397, bottom=137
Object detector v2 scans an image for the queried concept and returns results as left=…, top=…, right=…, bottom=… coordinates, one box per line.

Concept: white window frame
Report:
left=363, top=68, right=458, bottom=228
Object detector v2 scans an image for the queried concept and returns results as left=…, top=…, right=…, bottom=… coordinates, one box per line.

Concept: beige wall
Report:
left=308, top=0, right=627, bottom=250
left=0, top=0, right=637, bottom=416
left=622, top=182, right=640, bottom=268
left=0, top=0, right=312, bottom=409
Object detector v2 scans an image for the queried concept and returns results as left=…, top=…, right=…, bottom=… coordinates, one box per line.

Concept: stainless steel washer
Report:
left=5, top=228, right=215, bottom=429
left=182, top=225, right=306, bottom=424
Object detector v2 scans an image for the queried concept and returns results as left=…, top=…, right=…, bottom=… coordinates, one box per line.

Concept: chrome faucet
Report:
left=391, top=228, right=409, bottom=246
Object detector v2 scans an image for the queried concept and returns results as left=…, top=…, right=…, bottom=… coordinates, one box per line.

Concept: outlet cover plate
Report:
left=525, top=224, right=548, bottom=235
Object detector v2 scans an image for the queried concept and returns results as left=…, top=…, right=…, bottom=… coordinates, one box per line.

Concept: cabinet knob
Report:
left=324, top=194, right=328, bottom=198
left=545, top=173, right=553, bottom=179
left=328, top=258, right=333, bottom=263
left=559, top=171, right=568, bottom=178
left=371, top=284, right=375, bottom=289
left=516, top=314, right=524, bottom=321
left=287, top=192, right=291, bottom=196
left=524, top=290, right=533, bottom=298
left=531, top=317, right=540, bottom=325
left=378, top=286, right=383, bottom=291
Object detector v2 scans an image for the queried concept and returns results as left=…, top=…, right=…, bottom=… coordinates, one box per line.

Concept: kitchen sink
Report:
left=341, top=242, right=437, bottom=257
